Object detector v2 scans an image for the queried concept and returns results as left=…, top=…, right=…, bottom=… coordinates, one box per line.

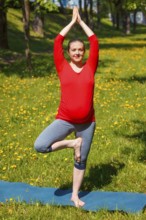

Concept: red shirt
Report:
left=54, top=34, right=99, bottom=124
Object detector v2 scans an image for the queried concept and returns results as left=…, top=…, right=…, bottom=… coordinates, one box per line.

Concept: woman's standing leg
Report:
left=71, top=122, right=96, bottom=207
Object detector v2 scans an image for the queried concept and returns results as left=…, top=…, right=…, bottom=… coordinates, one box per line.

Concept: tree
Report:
left=108, top=0, right=146, bottom=34
left=122, top=0, right=140, bottom=34
left=32, top=2, right=45, bottom=36
left=128, top=0, right=146, bottom=31
left=20, top=0, right=32, bottom=70
left=0, top=0, right=9, bottom=49
left=58, top=0, right=64, bottom=13
left=32, top=0, right=58, bottom=37
left=96, top=0, right=101, bottom=28
left=108, top=0, right=123, bottom=30
left=78, top=0, right=83, bottom=14
left=95, top=0, right=110, bottom=29
left=84, top=0, right=89, bottom=25
left=89, top=0, right=94, bottom=29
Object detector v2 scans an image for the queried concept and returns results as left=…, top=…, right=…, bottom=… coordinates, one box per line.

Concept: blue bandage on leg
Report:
left=74, top=160, right=86, bottom=170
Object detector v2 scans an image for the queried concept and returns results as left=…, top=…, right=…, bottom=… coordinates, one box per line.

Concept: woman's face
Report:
left=68, top=41, right=85, bottom=64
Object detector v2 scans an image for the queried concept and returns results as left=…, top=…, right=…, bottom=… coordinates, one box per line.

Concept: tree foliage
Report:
left=34, top=0, right=58, bottom=13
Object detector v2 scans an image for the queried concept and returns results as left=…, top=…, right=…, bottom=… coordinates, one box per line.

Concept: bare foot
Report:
left=74, top=137, right=82, bottom=163
left=71, top=196, right=85, bottom=208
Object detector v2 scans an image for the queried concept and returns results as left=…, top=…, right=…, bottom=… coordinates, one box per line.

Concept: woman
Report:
left=34, top=7, right=99, bottom=208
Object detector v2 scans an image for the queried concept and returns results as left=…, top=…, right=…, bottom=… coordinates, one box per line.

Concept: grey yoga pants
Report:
left=34, top=119, right=96, bottom=170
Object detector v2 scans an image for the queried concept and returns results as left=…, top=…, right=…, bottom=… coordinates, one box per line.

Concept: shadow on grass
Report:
left=115, top=120, right=146, bottom=163
left=0, top=49, right=116, bottom=78
left=82, top=161, right=125, bottom=191
left=124, top=120, right=146, bottom=163
left=99, top=42, right=146, bottom=50
left=59, top=161, right=125, bottom=191
left=118, top=75, right=146, bottom=84
left=0, top=50, right=56, bottom=78
left=106, top=75, right=146, bottom=85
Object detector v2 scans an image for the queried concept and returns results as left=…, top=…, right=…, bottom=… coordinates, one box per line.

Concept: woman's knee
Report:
left=34, top=139, right=43, bottom=152
left=34, top=139, right=52, bottom=153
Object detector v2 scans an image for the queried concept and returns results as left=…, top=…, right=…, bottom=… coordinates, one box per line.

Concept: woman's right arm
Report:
left=59, top=7, right=77, bottom=37
left=54, top=7, right=78, bottom=72
left=53, top=34, right=65, bottom=73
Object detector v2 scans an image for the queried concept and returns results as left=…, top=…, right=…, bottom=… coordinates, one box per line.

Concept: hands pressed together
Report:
left=59, top=6, right=94, bottom=37
left=72, top=6, right=82, bottom=24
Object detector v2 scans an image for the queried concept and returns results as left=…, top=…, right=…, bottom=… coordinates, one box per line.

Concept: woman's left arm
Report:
left=77, top=12, right=94, bottom=37
left=76, top=11, right=99, bottom=72
left=88, top=35, right=99, bottom=73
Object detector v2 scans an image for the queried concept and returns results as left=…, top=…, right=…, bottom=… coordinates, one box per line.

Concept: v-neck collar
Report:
left=68, top=62, right=86, bottom=74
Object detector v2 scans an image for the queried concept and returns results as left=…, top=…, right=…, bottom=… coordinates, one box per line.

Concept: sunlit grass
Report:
left=0, top=8, right=146, bottom=220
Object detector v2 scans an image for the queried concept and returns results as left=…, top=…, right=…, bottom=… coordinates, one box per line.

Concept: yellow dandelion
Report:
left=10, top=165, right=17, bottom=169
left=0, top=150, right=3, bottom=154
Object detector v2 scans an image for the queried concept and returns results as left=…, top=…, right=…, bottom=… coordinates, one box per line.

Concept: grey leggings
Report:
left=34, top=119, right=96, bottom=170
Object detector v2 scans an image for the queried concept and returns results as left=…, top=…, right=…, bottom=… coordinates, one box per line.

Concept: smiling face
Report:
left=68, top=40, right=85, bottom=65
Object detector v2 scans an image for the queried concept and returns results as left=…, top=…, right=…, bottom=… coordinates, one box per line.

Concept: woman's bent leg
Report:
left=34, top=119, right=74, bottom=153
left=51, top=137, right=82, bottom=162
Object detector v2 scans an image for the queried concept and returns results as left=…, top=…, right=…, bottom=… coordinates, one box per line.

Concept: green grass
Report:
left=0, top=8, right=146, bottom=219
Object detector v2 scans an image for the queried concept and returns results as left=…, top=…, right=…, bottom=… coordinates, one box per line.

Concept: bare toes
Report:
left=78, top=199, right=85, bottom=207
left=71, top=197, right=85, bottom=208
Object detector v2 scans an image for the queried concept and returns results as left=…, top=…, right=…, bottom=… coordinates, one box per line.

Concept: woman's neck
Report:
left=70, top=61, right=84, bottom=73
left=70, top=61, right=84, bottom=67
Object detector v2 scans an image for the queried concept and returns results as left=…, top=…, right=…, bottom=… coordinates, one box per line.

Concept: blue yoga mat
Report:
left=0, top=180, right=146, bottom=213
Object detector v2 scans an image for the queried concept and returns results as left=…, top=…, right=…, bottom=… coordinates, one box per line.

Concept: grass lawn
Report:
left=0, top=8, right=146, bottom=220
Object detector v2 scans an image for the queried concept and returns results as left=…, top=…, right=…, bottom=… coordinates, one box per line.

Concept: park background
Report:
left=0, top=0, right=146, bottom=219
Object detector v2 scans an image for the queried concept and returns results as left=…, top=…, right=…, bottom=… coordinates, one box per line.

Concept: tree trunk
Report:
left=89, top=0, right=94, bottom=29
left=58, top=0, right=64, bottom=14
left=79, top=0, right=82, bottom=14
left=32, top=3, right=44, bottom=37
left=116, top=11, right=120, bottom=29
left=0, top=0, right=9, bottom=49
left=89, top=0, right=93, bottom=16
left=125, top=13, right=131, bottom=35
left=84, top=0, right=89, bottom=25
left=97, top=0, right=101, bottom=28
left=122, top=12, right=131, bottom=35
left=20, top=0, right=32, bottom=71
left=133, top=10, right=137, bottom=32
left=109, top=0, right=114, bottom=27
left=32, top=15, right=44, bottom=36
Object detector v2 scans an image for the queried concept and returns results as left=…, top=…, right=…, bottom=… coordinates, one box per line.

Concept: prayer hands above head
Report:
left=77, top=11, right=82, bottom=24
left=59, top=5, right=94, bottom=37
left=72, top=6, right=78, bottom=23
left=72, top=6, right=82, bottom=24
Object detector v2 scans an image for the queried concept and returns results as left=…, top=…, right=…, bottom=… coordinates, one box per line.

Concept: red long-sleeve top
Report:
left=53, top=34, right=99, bottom=124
